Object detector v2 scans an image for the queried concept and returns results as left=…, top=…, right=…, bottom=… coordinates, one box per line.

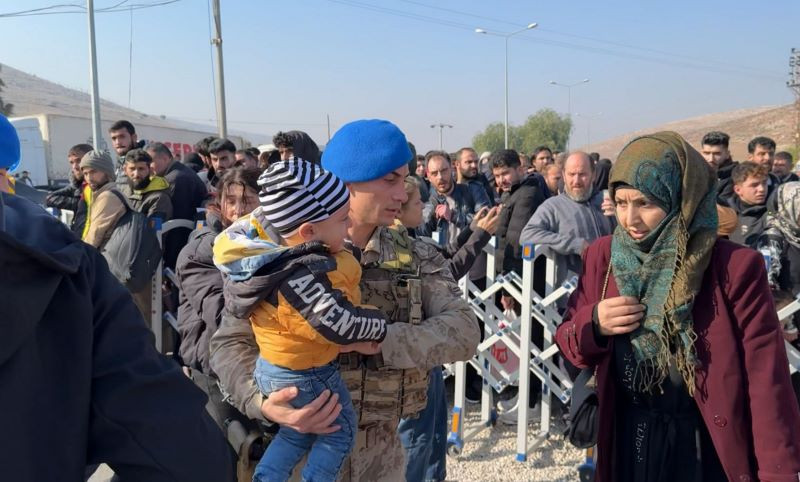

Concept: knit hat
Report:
left=322, top=119, right=412, bottom=182
left=258, top=159, right=350, bottom=235
left=0, top=114, right=20, bottom=172
left=80, top=150, right=116, bottom=181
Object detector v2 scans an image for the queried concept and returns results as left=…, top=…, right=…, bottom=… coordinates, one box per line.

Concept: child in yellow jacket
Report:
left=215, top=159, right=387, bottom=482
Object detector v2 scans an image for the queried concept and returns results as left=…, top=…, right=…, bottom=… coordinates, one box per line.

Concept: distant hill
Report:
left=581, top=104, right=798, bottom=161
left=0, top=62, right=266, bottom=143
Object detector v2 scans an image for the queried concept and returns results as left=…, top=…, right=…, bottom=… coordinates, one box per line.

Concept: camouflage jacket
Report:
left=208, top=224, right=479, bottom=422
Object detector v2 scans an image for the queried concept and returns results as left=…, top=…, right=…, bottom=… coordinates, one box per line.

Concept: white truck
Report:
left=11, top=113, right=246, bottom=186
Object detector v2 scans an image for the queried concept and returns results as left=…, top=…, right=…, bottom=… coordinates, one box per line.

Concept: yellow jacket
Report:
left=252, top=251, right=387, bottom=369
left=82, top=182, right=126, bottom=248
left=212, top=210, right=388, bottom=371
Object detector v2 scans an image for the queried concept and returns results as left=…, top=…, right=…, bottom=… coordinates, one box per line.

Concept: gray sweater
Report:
left=519, top=191, right=615, bottom=284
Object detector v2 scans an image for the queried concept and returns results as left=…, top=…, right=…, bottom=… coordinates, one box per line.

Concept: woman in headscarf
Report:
left=556, top=131, right=800, bottom=481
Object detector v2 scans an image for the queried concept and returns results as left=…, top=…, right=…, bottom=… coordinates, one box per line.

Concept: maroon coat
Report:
left=557, top=235, right=800, bottom=482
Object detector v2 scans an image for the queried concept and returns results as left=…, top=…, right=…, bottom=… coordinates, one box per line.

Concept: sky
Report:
left=1, top=0, right=798, bottom=153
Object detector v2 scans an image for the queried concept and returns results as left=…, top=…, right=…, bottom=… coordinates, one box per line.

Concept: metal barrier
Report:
left=446, top=237, right=578, bottom=463
left=149, top=218, right=197, bottom=353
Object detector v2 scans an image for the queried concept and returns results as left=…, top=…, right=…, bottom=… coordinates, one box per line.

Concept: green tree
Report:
left=517, top=109, right=571, bottom=154
left=0, top=65, right=14, bottom=117
left=472, top=122, right=507, bottom=154
left=472, top=108, right=571, bottom=155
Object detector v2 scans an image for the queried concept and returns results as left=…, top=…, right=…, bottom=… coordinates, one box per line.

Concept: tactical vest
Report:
left=338, top=226, right=429, bottom=425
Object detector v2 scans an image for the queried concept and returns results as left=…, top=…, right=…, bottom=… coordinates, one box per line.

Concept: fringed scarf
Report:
left=609, top=131, right=718, bottom=395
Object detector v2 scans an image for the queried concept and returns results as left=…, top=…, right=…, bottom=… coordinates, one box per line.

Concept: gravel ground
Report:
left=90, top=385, right=587, bottom=482
left=444, top=402, right=585, bottom=482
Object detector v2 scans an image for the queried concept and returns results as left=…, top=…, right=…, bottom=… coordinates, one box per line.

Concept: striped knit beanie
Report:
left=258, top=159, right=350, bottom=235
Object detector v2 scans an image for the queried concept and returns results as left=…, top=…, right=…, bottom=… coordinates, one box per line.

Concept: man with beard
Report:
left=531, top=145, right=553, bottom=174
left=419, top=150, right=487, bottom=248
left=520, top=152, right=614, bottom=288
left=773, top=151, right=799, bottom=184
left=109, top=120, right=146, bottom=177
left=116, top=148, right=172, bottom=319
left=80, top=150, right=126, bottom=250
left=492, top=149, right=546, bottom=276
left=542, top=163, right=562, bottom=197
left=455, top=147, right=495, bottom=206
left=119, top=148, right=173, bottom=221
left=206, top=138, right=237, bottom=193
left=45, top=143, right=93, bottom=235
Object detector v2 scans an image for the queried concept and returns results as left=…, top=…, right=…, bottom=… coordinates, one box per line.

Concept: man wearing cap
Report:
left=80, top=150, right=127, bottom=249
left=210, top=119, right=479, bottom=481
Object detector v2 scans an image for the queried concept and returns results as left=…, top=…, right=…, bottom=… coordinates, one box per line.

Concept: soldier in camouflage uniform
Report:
left=210, top=119, right=479, bottom=481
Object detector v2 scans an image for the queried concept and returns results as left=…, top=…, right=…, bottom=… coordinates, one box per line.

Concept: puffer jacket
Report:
left=212, top=213, right=388, bottom=371
left=175, top=224, right=224, bottom=374
left=118, top=176, right=173, bottom=221
left=496, top=174, right=546, bottom=274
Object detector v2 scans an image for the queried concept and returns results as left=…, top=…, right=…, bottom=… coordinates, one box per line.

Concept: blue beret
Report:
left=322, top=119, right=412, bottom=183
left=0, top=114, right=20, bottom=172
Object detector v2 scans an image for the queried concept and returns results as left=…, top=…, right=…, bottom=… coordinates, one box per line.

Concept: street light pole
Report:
left=476, top=23, right=538, bottom=149
left=549, top=79, right=589, bottom=149
left=576, top=112, right=602, bottom=151
left=504, top=36, right=509, bottom=149
left=211, top=0, right=228, bottom=139
left=86, top=0, right=103, bottom=150
left=430, top=123, right=453, bottom=150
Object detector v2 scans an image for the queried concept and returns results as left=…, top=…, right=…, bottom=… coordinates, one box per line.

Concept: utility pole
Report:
left=430, top=123, right=453, bottom=150
left=475, top=23, right=537, bottom=149
left=86, top=0, right=104, bottom=150
left=211, top=0, right=227, bottom=139
left=789, top=48, right=800, bottom=156
left=576, top=112, right=602, bottom=152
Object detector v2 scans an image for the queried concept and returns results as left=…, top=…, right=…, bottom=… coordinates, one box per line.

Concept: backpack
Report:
left=100, top=190, right=162, bottom=292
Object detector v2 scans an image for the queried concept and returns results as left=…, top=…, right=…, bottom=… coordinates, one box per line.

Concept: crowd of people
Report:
left=2, top=108, right=800, bottom=481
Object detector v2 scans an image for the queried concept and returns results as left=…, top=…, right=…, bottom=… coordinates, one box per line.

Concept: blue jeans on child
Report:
left=253, top=358, right=356, bottom=482
left=397, top=366, right=447, bottom=482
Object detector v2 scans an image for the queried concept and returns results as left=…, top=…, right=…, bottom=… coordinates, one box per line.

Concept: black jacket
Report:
left=729, top=196, right=769, bottom=248
left=715, top=160, right=737, bottom=205
left=164, top=159, right=208, bottom=221
left=176, top=225, right=224, bottom=374
left=496, top=175, right=546, bottom=274
left=45, top=175, right=87, bottom=235
left=163, top=160, right=208, bottom=269
left=411, top=225, right=492, bottom=281
left=0, top=193, right=233, bottom=481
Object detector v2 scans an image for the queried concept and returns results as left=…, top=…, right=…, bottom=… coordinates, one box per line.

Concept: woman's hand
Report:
left=596, top=296, right=645, bottom=336
left=261, top=387, right=343, bottom=434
